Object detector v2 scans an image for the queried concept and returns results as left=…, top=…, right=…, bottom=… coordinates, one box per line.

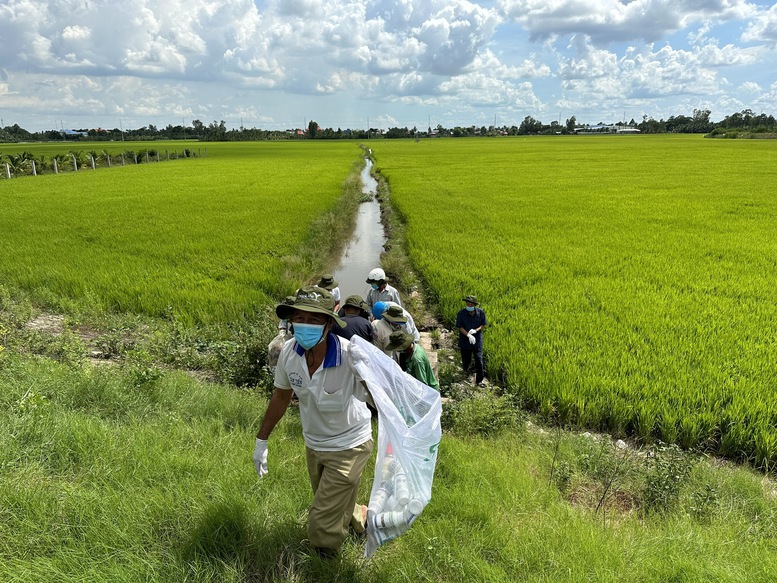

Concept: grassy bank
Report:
left=0, top=350, right=775, bottom=581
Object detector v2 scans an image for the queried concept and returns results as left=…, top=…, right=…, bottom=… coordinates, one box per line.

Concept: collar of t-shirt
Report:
left=293, top=332, right=343, bottom=368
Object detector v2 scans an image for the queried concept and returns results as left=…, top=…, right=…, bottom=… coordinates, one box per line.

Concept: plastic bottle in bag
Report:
left=407, top=498, right=424, bottom=516
left=393, top=465, right=410, bottom=505
left=368, top=486, right=391, bottom=515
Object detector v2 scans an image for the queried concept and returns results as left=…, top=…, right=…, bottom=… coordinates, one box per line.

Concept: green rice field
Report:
left=369, top=134, right=777, bottom=469
left=0, top=141, right=362, bottom=323
left=2, top=135, right=776, bottom=467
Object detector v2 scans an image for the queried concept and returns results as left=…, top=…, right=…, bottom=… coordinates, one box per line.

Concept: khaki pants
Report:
left=305, top=440, right=373, bottom=550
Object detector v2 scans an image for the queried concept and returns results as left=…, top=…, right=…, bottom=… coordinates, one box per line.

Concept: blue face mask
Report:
left=466, top=306, right=475, bottom=312
left=293, top=322, right=326, bottom=350
left=371, top=284, right=380, bottom=290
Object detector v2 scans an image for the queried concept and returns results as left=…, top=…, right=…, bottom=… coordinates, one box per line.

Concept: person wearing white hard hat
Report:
left=365, top=267, right=401, bottom=309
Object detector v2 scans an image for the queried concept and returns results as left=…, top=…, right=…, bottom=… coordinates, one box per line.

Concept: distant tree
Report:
left=385, top=127, right=410, bottom=139
left=691, top=109, right=712, bottom=133
left=308, top=120, right=319, bottom=138
left=665, top=114, right=692, bottom=133
left=565, top=116, right=577, bottom=133
left=518, top=116, right=543, bottom=135
left=7, top=124, right=32, bottom=141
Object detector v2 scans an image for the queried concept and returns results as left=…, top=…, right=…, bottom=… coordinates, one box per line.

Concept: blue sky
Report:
left=0, top=0, right=775, bottom=133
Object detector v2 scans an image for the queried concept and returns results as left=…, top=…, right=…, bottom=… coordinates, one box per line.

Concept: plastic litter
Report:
left=348, top=336, right=442, bottom=558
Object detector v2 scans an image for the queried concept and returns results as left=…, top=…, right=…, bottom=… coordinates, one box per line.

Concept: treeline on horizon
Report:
left=1, top=108, right=775, bottom=143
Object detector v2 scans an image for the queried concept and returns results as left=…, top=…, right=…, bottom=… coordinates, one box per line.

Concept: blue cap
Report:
left=372, top=301, right=388, bottom=319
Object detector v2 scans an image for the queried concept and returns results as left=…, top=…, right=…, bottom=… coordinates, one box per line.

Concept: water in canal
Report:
left=331, top=158, right=386, bottom=300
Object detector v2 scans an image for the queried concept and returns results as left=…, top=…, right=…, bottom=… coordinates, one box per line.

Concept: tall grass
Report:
left=1, top=353, right=775, bottom=581
left=370, top=135, right=777, bottom=468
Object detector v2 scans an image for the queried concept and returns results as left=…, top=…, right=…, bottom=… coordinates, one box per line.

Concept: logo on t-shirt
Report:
left=289, top=372, right=303, bottom=389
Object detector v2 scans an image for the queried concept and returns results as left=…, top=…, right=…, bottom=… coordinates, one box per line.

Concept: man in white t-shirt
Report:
left=253, top=286, right=373, bottom=556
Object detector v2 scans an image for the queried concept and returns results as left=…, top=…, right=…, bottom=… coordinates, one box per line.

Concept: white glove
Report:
left=253, top=438, right=268, bottom=478
left=468, top=329, right=478, bottom=336
left=467, top=333, right=476, bottom=345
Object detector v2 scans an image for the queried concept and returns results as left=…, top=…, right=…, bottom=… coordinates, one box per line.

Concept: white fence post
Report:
left=107, top=155, right=111, bottom=168
left=91, top=156, right=96, bottom=170
left=54, top=159, right=58, bottom=174
left=121, top=153, right=125, bottom=166
left=5, top=163, right=10, bottom=179
left=72, top=154, right=78, bottom=171
left=32, top=160, right=37, bottom=176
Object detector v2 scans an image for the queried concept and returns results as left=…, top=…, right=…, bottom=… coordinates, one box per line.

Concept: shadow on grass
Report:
left=177, top=497, right=366, bottom=582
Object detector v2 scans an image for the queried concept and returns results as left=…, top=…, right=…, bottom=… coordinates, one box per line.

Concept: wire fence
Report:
left=1, top=147, right=207, bottom=180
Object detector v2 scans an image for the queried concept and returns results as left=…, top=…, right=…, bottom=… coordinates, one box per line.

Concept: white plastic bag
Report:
left=348, top=336, right=442, bottom=558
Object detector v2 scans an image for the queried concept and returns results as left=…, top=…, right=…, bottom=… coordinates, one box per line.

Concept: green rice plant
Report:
left=370, top=135, right=777, bottom=468
left=0, top=141, right=363, bottom=325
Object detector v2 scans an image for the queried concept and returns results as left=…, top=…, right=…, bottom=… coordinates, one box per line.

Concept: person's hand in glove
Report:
left=253, top=438, right=268, bottom=478
left=467, top=333, right=476, bottom=345
left=468, top=329, right=478, bottom=336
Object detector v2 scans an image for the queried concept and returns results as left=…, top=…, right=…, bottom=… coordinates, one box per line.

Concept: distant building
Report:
left=574, top=125, right=640, bottom=134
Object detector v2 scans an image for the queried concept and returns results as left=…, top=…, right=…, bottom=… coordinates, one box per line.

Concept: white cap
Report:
left=367, top=267, right=386, bottom=282
left=407, top=499, right=424, bottom=515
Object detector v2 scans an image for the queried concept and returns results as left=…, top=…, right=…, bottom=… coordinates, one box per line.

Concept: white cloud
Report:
left=742, top=3, right=777, bottom=43
left=0, top=0, right=773, bottom=131
left=556, top=33, right=763, bottom=111
left=61, top=25, right=91, bottom=41
left=498, top=0, right=755, bottom=44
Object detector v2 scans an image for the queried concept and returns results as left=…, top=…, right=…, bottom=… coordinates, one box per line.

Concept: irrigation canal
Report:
left=331, top=157, right=385, bottom=300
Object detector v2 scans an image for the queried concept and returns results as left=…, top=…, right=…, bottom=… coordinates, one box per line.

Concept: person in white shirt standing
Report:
left=365, top=267, right=401, bottom=309
left=253, top=286, right=373, bottom=556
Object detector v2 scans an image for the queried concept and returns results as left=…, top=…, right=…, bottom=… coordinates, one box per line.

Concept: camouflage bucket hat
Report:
left=382, top=305, right=408, bottom=323
left=276, top=286, right=346, bottom=327
left=462, top=295, right=479, bottom=305
left=317, top=274, right=339, bottom=291
left=343, top=294, right=370, bottom=316
left=386, top=330, right=414, bottom=352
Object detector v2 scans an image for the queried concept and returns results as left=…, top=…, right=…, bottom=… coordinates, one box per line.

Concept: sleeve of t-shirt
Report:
left=455, top=311, right=464, bottom=330
left=273, top=345, right=293, bottom=390
left=481, top=309, right=488, bottom=327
